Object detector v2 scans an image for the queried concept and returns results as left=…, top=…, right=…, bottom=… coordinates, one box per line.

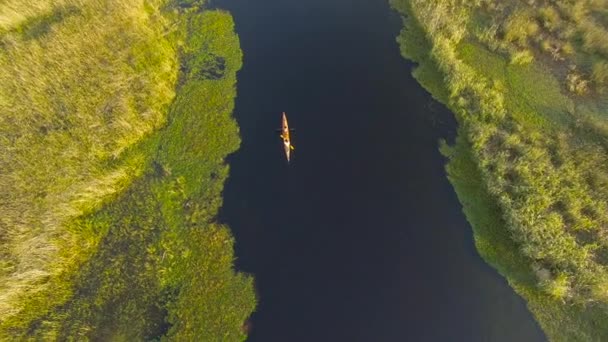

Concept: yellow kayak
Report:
left=280, top=112, right=293, bottom=162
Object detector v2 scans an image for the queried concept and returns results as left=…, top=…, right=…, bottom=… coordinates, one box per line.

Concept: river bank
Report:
left=0, top=2, right=254, bottom=339
left=391, top=0, right=608, bottom=340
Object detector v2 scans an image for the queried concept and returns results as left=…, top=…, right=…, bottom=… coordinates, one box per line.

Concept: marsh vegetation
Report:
left=0, top=0, right=254, bottom=340
left=391, top=0, right=608, bottom=340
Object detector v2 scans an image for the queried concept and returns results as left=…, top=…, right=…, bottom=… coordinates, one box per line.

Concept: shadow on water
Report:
left=218, top=0, right=547, bottom=341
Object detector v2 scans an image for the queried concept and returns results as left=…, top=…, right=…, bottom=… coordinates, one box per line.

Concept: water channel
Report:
left=219, top=0, right=546, bottom=340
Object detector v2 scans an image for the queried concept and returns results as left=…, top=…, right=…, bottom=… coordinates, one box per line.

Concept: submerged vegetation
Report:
left=0, top=0, right=254, bottom=339
left=391, top=0, right=608, bottom=340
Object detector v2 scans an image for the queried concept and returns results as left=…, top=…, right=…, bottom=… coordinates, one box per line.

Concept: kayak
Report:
left=280, top=112, right=293, bottom=162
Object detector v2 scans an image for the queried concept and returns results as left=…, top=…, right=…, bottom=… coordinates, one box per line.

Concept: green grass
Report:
left=456, top=41, right=572, bottom=129
left=393, top=3, right=449, bottom=104
left=505, top=61, right=572, bottom=127
left=439, top=135, right=534, bottom=286
left=0, top=3, right=255, bottom=340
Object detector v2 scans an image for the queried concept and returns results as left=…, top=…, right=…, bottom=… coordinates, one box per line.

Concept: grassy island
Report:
left=391, top=0, right=608, bottom=340
left=0, top=0, right=255, bottom=340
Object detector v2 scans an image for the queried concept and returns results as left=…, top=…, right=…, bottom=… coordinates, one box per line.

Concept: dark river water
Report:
left=219, top=0, right=546, bottom=340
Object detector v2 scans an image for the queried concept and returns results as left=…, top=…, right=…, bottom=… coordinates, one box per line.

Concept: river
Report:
left=219, top=0, right=546, bottom=340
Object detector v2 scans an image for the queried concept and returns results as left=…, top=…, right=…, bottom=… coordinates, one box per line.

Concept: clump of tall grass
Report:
left=593, top=60, right=608, bottom=85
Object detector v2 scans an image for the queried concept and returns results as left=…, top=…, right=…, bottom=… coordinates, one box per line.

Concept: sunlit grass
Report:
left=457, top=41, right=572, bottom=128
left=1, top=2, right=254, bottom=340
left=0, top=0, right=178, bottom=331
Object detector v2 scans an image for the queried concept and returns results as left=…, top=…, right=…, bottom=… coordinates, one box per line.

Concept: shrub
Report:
left=511, top=49, right=534, bottom=64
left=592, top=60, right=608, bottom=85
